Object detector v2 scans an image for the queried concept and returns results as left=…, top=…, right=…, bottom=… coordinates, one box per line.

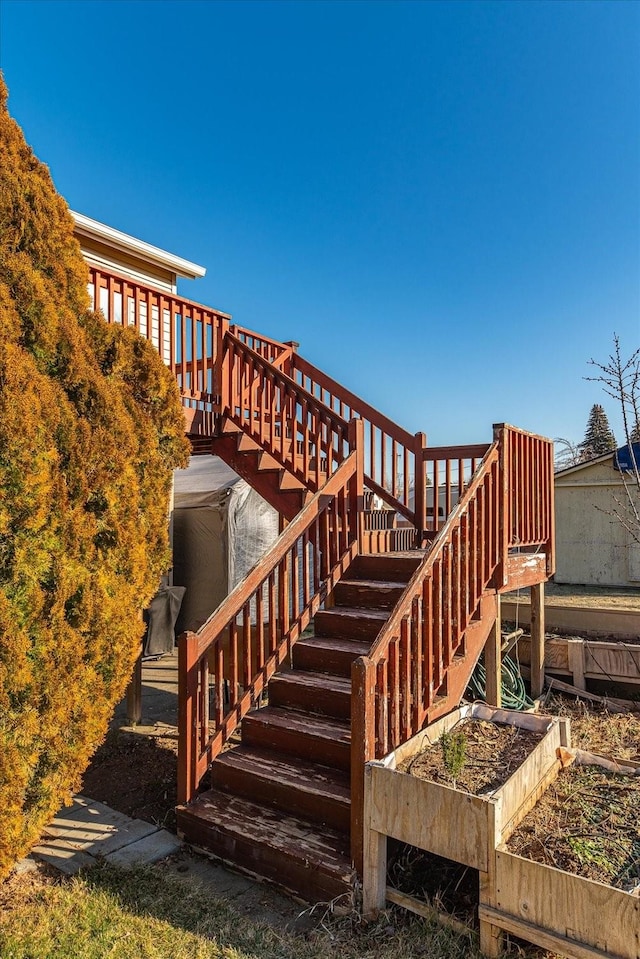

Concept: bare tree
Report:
left=586, top=335, right=640, bottom=544
left=554, top=436, right=581, bottom=471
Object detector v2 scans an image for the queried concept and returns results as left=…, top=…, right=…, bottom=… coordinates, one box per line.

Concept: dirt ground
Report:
left=397, top=718, right=545, bottom=794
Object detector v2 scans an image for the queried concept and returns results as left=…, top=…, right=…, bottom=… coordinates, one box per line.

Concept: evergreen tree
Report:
left=579, top=404, right=617, bottom=460
left=0, top=75, right=189, bottom=878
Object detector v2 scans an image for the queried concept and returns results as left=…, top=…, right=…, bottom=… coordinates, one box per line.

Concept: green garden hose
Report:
left=466, top=653, right=534, bottom=710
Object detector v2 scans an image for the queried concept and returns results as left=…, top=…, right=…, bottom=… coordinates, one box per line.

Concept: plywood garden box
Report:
left=362, top=702, right=640, bottom=959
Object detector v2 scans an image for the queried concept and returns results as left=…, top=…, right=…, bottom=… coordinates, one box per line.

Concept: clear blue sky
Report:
left=1, top=0, right=638, bottom=448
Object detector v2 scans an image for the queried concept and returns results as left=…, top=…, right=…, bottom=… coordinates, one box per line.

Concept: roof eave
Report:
left=71, top=211, right=206, bottom=281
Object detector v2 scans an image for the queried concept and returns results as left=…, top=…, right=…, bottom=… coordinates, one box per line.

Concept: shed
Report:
left=554, top=450, right=640, bottom=587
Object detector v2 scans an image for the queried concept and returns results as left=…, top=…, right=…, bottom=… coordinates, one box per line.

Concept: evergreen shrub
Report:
left=0, top=76, right=189, bottom=877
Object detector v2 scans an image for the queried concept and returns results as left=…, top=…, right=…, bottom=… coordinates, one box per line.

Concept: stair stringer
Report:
left=211, top=427, right=310, bottom=520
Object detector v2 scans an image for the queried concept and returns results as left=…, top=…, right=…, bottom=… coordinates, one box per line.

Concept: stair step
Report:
left=314, top=606, right=389, bottom=640
left=210, top=746, right=350, bottom=831
left=333, top=578, right=406, bottom=610
left=293, top=635, right=371, bottom=678
left=176, top=790, right=354, bottom=904
left=269, top=670, right=351, bottom=720
left=348, top=552, right=423, bottom=582
left=242, top=706, right=351, bottom=770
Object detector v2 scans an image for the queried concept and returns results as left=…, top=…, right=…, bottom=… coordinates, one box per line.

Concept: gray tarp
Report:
left=172, top=456, right=279, bottom=636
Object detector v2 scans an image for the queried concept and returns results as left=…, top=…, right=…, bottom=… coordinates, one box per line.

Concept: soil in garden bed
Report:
left=397, top=718, right=545, bottom=795
left=506, top=761, right=640, bottom=891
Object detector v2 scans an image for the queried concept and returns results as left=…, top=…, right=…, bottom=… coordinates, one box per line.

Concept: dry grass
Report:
left=0, top=861, right=485, bottom=959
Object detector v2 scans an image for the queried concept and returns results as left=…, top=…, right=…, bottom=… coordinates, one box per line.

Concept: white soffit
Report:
left=71, top=211, right=206, bottom=281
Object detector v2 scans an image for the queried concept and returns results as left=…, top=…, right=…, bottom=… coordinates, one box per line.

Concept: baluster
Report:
left=229, top=620, right=238, bottom=708
left=242, top=601, right=252, bottom=691
left=389, top=638, right=400, bottom=749
left=411, top=597, right=422, bottom=729
left=400, top=617, right=411, bottom=741
left=422, top=577, right=433, bottom=711
left=433, top=561, right=442, bottom=690
left=268, top=571, right=277, bottom=656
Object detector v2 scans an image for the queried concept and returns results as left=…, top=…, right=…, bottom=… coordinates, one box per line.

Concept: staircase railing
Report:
left=177, top=421, right=364, bottom=804
left=221, top=333, right=352, bottom=491
left=290, top=355, right=491, bottom=537
left=349, top=424, right=554, bottom=870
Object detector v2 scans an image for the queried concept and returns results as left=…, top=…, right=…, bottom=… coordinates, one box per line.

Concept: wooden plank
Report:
left=362, top=764, right=386, bottom=918
left=479, top=905, right=624, bottom=959
left=385, top=887, right=473, bottom=937
left=368, top=763, right=491, bottom=872
left=501, top=602, right=640, bottom=642
left=494, top=721, right=563, bottom=841
left=492, top=850, right=640, bottom=959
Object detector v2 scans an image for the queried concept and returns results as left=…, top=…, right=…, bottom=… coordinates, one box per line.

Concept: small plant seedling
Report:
left=441, top=729, right=467, bottom=786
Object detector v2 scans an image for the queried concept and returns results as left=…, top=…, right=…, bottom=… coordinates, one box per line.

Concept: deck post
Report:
left=413, top=432, right=427, bottom=542
left=484, top=594, right=502, bottom=707
left=351, top=656, right=376, bottom=877
left=530, top=582, right=545, bottom=699
left=177, top=631, right=198, bottom=805
left=362, top=763, right=387, bottom=918
left=349, top=418, right=365, bottom=550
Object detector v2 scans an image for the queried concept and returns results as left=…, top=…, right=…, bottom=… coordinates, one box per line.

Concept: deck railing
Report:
left=177, top=424, right=364, bottom=804
left=87, top=267, right=291, bottom=414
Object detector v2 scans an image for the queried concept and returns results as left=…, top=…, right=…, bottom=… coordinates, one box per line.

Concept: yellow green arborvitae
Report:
left=0, top=76, right=190, bottom=877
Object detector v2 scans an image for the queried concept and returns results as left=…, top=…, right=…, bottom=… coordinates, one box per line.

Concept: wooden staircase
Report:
left=86, top=266, right=555, bottom=902
left=176, top=552, right=422, bottom=903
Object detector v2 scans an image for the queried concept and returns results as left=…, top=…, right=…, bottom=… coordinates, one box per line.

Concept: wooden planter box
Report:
left=363, top=704, right=640, bottom=959
left=362, top=703, right=569, bottom=931
left=480, top=847, right=639, bottom=959
left=480, top=749, right=640, bottom=959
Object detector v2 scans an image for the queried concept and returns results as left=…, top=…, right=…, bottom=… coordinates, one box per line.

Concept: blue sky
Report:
left=1, top=0, right=638, bottom=448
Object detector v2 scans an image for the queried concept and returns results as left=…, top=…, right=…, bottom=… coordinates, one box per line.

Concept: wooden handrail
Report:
left=191, top=449, right=359, bottom=662
left=293, top=354, right=416, bottom=450
left=178, top=432, right=364, bottom=804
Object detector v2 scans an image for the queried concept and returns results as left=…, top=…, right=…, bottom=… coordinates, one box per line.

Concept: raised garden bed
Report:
left=362, top=702, right=568, bottom=937
left=480, top=748, right=640, bottom=959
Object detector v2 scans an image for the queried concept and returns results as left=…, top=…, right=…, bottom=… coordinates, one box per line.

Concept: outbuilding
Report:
left=554, top=446, right=640, bottom=587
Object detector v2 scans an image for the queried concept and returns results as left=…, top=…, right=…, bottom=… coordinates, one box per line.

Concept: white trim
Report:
left=71, top=211, right=206, bottom=280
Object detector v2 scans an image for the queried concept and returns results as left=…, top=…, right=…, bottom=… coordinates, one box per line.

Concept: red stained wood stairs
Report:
left=87, top=268, right=554, bottom=906
left=177, top=553, right=423, bottom=902
left=174, top=327, right=555, bottom=907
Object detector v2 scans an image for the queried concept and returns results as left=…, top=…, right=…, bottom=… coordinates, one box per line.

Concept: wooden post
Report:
left=530, top=582, right=545, bottom=699
left=484, top=594, right=502, bottom=707
left=413, top=432, right=427, bottom=543
left=479, top=803, right=504, bottom=958
left=351, top=656, right=376, bottom=877
left=349, top=418, right=365, bottom=550
left=126, top=652, right=143, bottom=726
left=492, top=424, right=510, bottom=590
left=177, top=631, right=198, bottom=805
left=362, top=764, right=387, bottom=919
